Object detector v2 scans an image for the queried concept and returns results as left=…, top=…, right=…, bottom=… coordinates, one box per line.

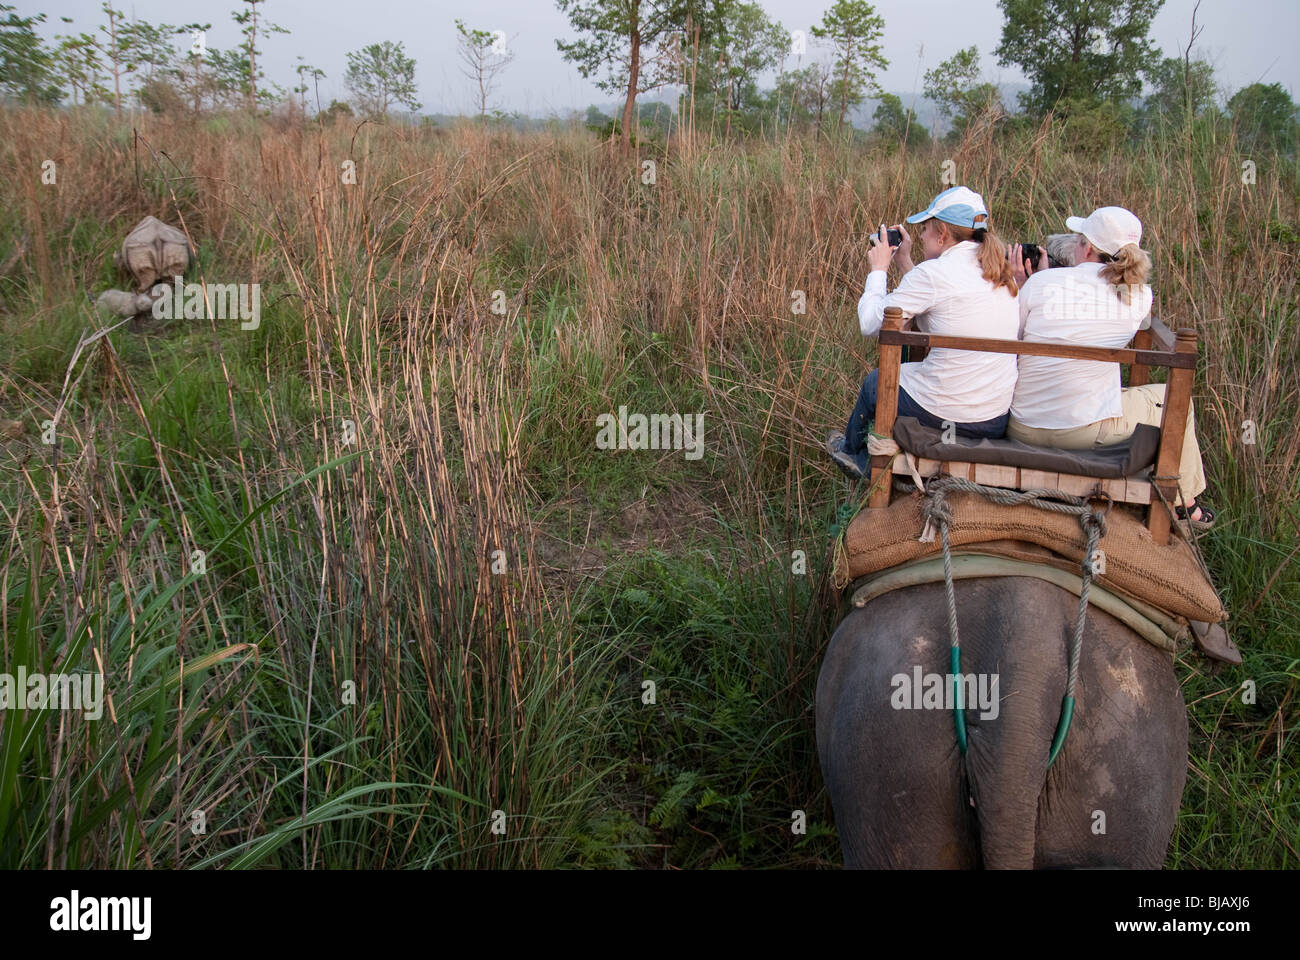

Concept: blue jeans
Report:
left=843, top=368, right=1009, bottom=475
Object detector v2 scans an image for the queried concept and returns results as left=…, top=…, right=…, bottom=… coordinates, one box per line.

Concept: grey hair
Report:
left=1044, top=233, right=1078, bottom=267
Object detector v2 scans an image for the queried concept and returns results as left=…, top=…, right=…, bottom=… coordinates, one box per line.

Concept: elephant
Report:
left=816, top=575, right=1188, bottom=869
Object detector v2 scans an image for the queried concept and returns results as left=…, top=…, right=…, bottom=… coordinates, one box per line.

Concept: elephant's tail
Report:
left=965, top=757, right=1048, bottom=869
left=962, top=692, right=1054, bottom=870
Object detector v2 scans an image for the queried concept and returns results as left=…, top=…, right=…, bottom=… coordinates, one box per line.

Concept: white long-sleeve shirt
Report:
left=1010, top=262, right=1153, bottom=429
left=858, top=240, right=1019, bottom=423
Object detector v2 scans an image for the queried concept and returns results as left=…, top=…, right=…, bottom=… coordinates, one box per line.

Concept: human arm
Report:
left=858, top=255, right=936, bottom=338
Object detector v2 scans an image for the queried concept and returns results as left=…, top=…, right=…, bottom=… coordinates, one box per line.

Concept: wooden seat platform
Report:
left=871, top=306, right=1196, bottom=546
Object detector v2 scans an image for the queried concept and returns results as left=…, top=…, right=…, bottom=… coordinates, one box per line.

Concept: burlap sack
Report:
left=832, top=490, right=1226, bottom=623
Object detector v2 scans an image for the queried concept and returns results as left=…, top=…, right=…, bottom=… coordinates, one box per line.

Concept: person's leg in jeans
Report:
left=842, top=368, right=880, bottom=475
left=843, top=370, right=1009, bottom=475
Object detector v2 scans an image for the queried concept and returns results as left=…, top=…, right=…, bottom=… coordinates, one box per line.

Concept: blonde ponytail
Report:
left=1099, top=243, right=1152, bottom=304
left=947, top=222, right=1018, bottom=295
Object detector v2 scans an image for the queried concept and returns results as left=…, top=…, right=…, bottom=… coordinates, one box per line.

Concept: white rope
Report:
left=865, top=433, right=898, bottom=456
left=865, top=431, right=927, bottom=497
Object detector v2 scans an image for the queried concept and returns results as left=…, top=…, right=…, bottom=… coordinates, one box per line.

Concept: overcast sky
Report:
left=26, top=0, right=1299, bottom=115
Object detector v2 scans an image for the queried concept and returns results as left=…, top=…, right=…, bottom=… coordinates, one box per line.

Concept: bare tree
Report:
left=454, top=19, right=515, bottom=117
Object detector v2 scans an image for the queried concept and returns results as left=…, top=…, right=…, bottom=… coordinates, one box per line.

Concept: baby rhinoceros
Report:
left=114, top=215, right=195, bottom=291
left=95, top=289, right=156, bottom=317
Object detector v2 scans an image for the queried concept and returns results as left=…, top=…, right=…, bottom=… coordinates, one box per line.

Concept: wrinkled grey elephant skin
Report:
left=816, top=576, right=1187, bottom=869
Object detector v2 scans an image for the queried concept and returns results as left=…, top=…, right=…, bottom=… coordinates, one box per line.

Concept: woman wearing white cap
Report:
left=827, top=185, right=1020, bottom=478
left=1007, top=206, right=1215, bottom=531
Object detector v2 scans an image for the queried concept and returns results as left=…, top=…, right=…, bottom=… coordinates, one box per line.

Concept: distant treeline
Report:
left=0, top=0, right=1296, bottom=151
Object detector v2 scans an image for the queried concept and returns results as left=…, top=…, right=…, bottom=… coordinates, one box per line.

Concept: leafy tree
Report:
left=172, top=23, right=212, bottom=112
left=922, top=45, right=1003, bottom=139
left=98, top=3, right=133, bottom=114
left=923, top=45, right=977, bottom=120
left=344, top=41, right=421, bottom=117
left=1061, top=99, right=1133, bottom=157
left=317, top=98, right=354, bottom=124
left=232, top=0, right=288, bottom=110
left=1227, top=82, right=1299, bottom=153
left=136, top=79, right=177, bottom=112
left=1142, top=54, right=1216, bottom=123
left=872, top=92, right=928, bottom=145
left=555, top=0, right=681, bottom=145
left=696, top=2, right=784, bottom=119
left=995, top=0, right=1164, bottom=116
left=671, top=1, right=782, bottom=136
left=54, top=24, right=104, bottom=106
left=210, top=47, right=253, bottom=107
left=455, top=19, right=515, bottom=117
left=130, top=21, right=186, bottom=88
left=170, top=24, right=245, bottom=113
left=0, top=5, right=61, bottom=103
left=810, top=0, right=887, bottom=135
left=691, top=2, right=769, bottom=111
left=769, top=54, right=836, bottom=135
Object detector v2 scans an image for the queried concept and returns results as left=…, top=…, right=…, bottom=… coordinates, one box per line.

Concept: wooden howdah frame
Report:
left=870, top=305, right=1197, bottom=546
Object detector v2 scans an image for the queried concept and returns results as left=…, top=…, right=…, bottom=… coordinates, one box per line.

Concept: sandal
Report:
left=1191, top=620, right=1241, bottom=664
left=1175, top=498, right=1216, bottom=534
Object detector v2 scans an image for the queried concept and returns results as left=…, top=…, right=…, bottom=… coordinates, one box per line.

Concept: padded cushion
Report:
left=892, top=417, right=1160, bottom=479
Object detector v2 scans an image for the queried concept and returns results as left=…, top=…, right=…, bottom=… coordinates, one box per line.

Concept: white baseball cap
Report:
left=905, top=186, right=989, bottom=229
left=1064, top=206, right=1143, bottom=256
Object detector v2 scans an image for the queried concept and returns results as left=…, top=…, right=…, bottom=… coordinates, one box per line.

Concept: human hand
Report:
left=867, top=223, right=896, bottom=272
left=892, top=223, right=914, bottom=270
left=1007, top=242, right=1042, bottom=287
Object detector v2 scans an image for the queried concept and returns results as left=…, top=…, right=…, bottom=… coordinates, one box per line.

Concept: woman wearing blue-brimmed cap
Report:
left=827, top=186, right=1020, bottom=478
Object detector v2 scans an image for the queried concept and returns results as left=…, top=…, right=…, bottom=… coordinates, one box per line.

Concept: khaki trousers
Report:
left=1007, top=383, right=1206, bottom=502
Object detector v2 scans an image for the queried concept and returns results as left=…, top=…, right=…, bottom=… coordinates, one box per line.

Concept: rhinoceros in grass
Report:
left=95, top=289, right=157, bottom=317
left=113, top=215, right=195, bottom=292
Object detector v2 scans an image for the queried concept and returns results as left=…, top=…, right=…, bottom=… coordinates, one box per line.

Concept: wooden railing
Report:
left=871, top=306, right=1198, bottom=546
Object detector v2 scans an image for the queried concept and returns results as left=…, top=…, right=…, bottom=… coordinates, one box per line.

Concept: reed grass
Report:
left=0, top=105, right=1295, bottom=867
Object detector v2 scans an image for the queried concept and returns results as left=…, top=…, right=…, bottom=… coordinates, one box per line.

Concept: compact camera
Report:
left=1019, top=242, right=1062, bottom=271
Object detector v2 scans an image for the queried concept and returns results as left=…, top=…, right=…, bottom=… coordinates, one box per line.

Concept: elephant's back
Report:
left=816, top=576, right=1186, bottom=868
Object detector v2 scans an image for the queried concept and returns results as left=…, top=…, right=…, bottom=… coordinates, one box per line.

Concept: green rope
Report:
left=828, top=436, right=899, bottom=539
left=828, top=498, right=861, bottom=539
left=911, top=476, right=1108, bottom=768
left=1047, top=696, right=1075, bottom=765
left=951, top=645, right=967, bottom=754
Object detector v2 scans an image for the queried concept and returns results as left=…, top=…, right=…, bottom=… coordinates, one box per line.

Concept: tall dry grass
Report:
left=0, top=104, right=1295, bottom=867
